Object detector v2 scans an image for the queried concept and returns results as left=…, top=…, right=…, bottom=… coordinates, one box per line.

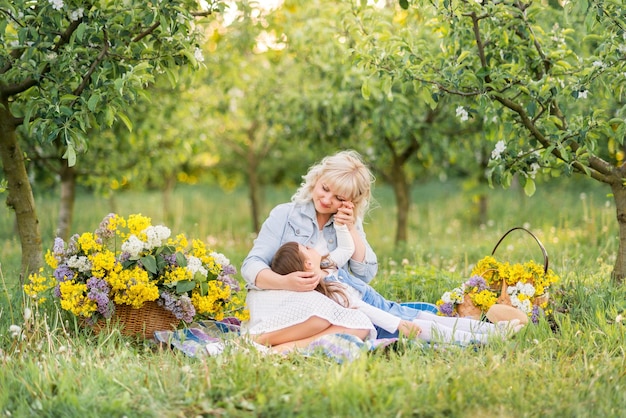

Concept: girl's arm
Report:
left=327, top=223, right=355, bottom=267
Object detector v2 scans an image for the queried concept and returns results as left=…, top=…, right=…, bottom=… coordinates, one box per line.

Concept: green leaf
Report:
left=524, top=177, right=536, bottom=197
left=176, top=252, right=187, bottom=267
left=62, top=144, right=77, bottom=167
left=117, top=112, right=133, bottom=132
left=141, top=254, right=158, bottom=275
left=176, top=280, right=196, bottom=294
left=87, top=94, right=100, bottom=112
left=399, top=0, right=409, bottom=10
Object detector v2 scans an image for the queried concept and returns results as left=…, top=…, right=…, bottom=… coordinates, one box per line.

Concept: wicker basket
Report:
left=456, top=297, right=483, bottom=319
left=91, top=300, right=180, bottom=339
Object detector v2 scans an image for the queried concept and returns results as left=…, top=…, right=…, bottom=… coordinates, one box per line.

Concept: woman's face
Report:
left=298, top=243, right=321, bottom=270
left=312, top=179, right=347, bottom=216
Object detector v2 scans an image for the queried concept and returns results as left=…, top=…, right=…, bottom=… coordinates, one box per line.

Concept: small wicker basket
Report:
left=91, top=300, right=180, bottom=339
left=491, top=227, right=550, bottom=308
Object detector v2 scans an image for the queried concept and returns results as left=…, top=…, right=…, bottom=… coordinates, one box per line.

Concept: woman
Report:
left=240, top=150, right=378, bottom=347
left=241, top=149, right=376, bottom=290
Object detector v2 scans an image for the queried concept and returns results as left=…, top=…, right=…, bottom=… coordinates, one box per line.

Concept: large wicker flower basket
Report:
left=90, top=301, right=180, bottom=339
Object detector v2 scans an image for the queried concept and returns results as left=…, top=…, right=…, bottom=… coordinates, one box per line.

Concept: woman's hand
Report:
left=398, top=320, right=422, bottom=339
left=334, top=201, right=355, bottom=229
left=284, top=271, right=321, bottom=291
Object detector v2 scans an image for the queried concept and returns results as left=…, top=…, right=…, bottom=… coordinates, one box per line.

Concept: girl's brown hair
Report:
left=271, top=242, right=349, bottom=307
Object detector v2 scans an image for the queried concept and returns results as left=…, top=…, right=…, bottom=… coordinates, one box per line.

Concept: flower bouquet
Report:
left=436, top=228, right=559, bottom=323
left=24, top=213, right=249, bottom=336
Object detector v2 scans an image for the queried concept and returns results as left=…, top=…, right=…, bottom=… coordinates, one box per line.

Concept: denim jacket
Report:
left=241, top=201, right=378, bottom=289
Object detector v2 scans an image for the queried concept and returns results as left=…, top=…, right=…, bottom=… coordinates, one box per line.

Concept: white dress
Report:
left=241, top=289, right=376, bottom=339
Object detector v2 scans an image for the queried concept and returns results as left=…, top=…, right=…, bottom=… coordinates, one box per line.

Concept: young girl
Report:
left=271, top=222, right=522, bottom=345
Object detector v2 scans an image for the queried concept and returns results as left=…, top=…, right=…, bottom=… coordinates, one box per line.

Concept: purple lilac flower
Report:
left=54, top=264, right=74, bottom=281
left=163, top=253, right=177, bottom=265
left=465, top=275, right=488, bottom=291
left=158, top=291, right=195, bottom=323
left=95, top=213, right=117, bottom=241
left=53, top=284, right=61, bottom=298
left=531, top=305, right=541, bottom=324
left=222, top=264, right=237, bottom=276
left=67, top=234, right=80, bottom=254
left=87, top=277, right=113, bottom=317
left=438, top=302, right=456, bottom=317
left=118, top=252, right=131, bottom=263
left=219, top=274, right=240, bottom=292
left=53, top=237, right=66, bottom=257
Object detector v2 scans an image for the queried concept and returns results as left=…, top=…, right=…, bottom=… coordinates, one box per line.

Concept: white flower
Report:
left=48, top=0, right=64, bottom=10
left=616, top=314, right=623, bottom=323
left=24, top=308, right=32, bottom=321
left=528, top=162, right=540, bottom=179
left=210, top=252, right=229, bottom=268
left=9, top=325, right=23, bottom=339
left=456, top=106, right=469, bottom=122
left=69, top=8, right=84, bottom=21
left=441, top=291, right=452, bottom=304
left=592, top=60, right=606, bottom=68
left=186, top=256, right=208, bottom=278
left=143, top=225, right=171, bottom=250
left=66, top=255, right=91, bottom=273
left=578, top=90, right=589, bottom=99
left=491, top=140, right=506, bottom=160
left=194, top=47, right=205, bottom=63
left=121, top=235, right=145, bottom=258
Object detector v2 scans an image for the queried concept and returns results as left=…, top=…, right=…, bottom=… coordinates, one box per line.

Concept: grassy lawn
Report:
left=1, top=177, right=625, bottom=417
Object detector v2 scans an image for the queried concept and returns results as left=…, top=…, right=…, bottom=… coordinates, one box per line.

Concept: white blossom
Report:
left=528, top=162, right=540, bottom=179
left=456, top=106, right=469, bottom=122
left=9, top=325, right=23, bottom=340
left=121, top=235, right=145, bottom=257
left=187, top=256, right=208, bottom=278
left=194, top=47, right=205, bottom=63
left=578, top=90, right=589, bottom=99
left=66, top=255, right=91, bottom=273
left=69, top=8, right=84, bottom=21
left=48, top=0, right=64, bottom=10
left=210, top=252, right=229, bottom=267
left=491, top=140, right=506, bottom=160
left=143, top=225, right=171, bottom=250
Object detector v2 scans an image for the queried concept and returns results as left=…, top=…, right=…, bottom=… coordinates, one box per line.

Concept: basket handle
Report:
left=491, top=227, right=549, bottom=274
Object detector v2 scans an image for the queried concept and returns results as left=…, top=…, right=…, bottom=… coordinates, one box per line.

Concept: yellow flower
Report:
left=59, top=280, right=97, bottom=317
left=24, top=269, right=56, bottom=303
left=169, top=233, right=188, bottom=251
left=470, top=289, right=498, bottom=310
left=77, top=232, right=101, bottom=253
left=164, top=266, right=192, bottom=284
left=127, top=214, right=151, bottom=238
left=45, top=249, right=58, bottom=269
left=89, top=250, right=117, bottom=279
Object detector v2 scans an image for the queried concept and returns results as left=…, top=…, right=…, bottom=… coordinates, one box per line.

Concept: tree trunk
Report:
left=390, top=160, right=410, bottom=244
left=247, top=151, right=261, bottom=233
left=610, top=182, right=626, bottom=284
left=56, top=164, right=76, bottom=241
left=0, top=100, right=43, bottom=280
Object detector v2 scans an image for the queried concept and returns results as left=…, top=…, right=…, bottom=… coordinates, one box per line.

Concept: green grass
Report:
left=1, top=177, right=625, bottom=417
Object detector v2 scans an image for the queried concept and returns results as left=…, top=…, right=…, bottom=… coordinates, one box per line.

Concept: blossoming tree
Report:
left=351, top=1, right=626, bottom=282
left=0, top=0, right=221, bottom=276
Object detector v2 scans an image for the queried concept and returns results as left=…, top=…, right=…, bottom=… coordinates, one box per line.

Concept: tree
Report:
left=355, top=1, right=626, bottom=282
left=0, top=0, right=221, bottom=277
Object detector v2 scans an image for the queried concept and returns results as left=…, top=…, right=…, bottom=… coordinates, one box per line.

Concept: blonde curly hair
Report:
left=291, top=150, right=374, bottom=218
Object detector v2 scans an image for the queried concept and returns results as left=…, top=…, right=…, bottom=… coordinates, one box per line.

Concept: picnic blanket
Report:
left=153, top=318, right=401, bottom=363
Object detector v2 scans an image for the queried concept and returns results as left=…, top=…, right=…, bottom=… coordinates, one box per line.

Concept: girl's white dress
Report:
left=242, top=289, right=376, bottom=338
